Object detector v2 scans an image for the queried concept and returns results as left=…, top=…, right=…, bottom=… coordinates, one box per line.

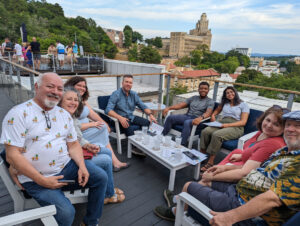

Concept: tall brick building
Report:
left=103, top=28, right=124, bottom=48
left=162, top=13, right=212, bottom=58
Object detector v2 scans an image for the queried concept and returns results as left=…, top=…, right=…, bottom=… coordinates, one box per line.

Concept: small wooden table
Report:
left=127, top=135, right=202, bottom=191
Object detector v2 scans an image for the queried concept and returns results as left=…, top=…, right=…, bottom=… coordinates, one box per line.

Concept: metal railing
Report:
left=0, top=57, right=298, bottom=110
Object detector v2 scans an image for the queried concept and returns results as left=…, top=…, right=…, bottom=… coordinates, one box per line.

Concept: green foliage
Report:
left=0, top=0, right=117, bottom=58
left=225, top=50, right=250, bottom=67
left=145, top=37, right=163, bottom=48
left=132, top=31, right=143, bottom=43
left=235, top=69, right=300, bottom=102
left=164, top=84, right=188, bottom=105
left=139, top=46, right=162, bottom=64
left=123, top=25, right=133, bottom=48
left=174, top=56, right=190, bottom=67
left=128, top=44, right=138, bottom=62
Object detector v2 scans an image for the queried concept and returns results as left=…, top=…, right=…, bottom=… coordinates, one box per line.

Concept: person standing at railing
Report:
left=30, top=37, right=41, bottom=70
left=25, top=44, right=33, bottom=68
left=47, top=43, right=57, bottom=69
left=66, top=44, right=73, bottom=64
left=56, top=40, right=65, bottom=68
left=21, top=42, right=28, bottom=66
left=14, top=41, right=23, bottom=64
left=2, top=37, right=13, bottom=58
left=72, top=41, right=78, bottom=58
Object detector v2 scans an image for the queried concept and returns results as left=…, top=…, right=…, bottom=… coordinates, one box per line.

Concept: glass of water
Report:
left=175, top=137, right=182, bottom=148
left=142, top=126, right=148, bottom=134
left=164, top=135, right=172, bottom=147
left=134, top=130, right=142, bottom=141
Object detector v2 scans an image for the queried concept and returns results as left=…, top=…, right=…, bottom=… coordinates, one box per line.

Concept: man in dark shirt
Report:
left=2, top=37, right=13, bottom=57
left=30, top=37, right=41, bottom=69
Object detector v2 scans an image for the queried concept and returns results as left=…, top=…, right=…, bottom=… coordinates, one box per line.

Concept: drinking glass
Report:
left=142, top=134, right=150, bottom=145
left=153, top=136, right=160, bottom=151
left=164, top=135, right=172, bottom=147
left=173, top=149, right=183, bottom=162
left=134, top=130, right=142, bottom=141
left=175, top=137, right=182, bottom=148
left=142, top=126, right=148, bottom=134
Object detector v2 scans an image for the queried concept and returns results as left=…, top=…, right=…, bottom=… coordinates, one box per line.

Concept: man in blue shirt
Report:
left=106, top=74, right=157, bottom=139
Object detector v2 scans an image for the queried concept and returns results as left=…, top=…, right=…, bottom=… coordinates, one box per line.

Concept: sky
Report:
left=47, top=0, right=300, bottom=55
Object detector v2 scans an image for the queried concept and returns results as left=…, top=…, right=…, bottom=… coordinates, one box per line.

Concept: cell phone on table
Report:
left=183, top=151, right=199, bottom=160
left=58, top=179, right=76, bottom=184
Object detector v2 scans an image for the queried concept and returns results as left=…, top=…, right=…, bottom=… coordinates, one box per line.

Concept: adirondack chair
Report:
left=0, top=205, right=57, bottom=226
left=0, top=151, right=88, bottom=215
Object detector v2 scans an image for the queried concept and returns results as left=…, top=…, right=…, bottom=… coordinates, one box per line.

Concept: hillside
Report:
left=0, top=0, right=118, bottom=58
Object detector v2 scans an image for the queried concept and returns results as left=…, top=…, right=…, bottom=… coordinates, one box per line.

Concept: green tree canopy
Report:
left=139, top=46, right=162, bottom=64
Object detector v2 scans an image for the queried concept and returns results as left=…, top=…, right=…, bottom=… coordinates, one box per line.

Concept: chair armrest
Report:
left=0, top=205, right=57, bottom=226
left=93, top=107, right=118, bottom=122
left=190, top=117, right=211, bottom=137
left=175, top=192, right=213, bottom=224
left=237, top=131, right=257, bottom=150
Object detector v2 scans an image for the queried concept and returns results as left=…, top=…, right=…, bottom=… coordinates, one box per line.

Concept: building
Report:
left=166, top=69, right=220, bottom=92
left=162, top=13, right=212, bottom=58
left=233, top=48, right=252, bottom=57
left=103, top=28, right=123, bottom=48
left=293, top=57, right=300, bottom=65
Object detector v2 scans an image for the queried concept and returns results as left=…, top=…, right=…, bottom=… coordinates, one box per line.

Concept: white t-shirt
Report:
left=0, top=100, right=77, bottom=183
left=221, top=102, right=249, bottom=121
left=14, top=43, right=22, bottom=56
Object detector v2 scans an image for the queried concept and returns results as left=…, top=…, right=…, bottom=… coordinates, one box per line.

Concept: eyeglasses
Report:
left=272, top=105, right=291, bottom=114
left=42, top=111, right=51, bottom=129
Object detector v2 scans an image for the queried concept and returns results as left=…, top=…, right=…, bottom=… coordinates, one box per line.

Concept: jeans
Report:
left=162, top=114, right=197, bottom=146
left=119, top=115, right=150, bottom=136
left=91, top=147, right=114, bottom=198
left=22, top=160, right=108, bottom=226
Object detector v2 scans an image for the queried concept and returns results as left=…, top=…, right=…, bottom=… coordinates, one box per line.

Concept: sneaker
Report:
left=131, top=147, right=146, bottom=157
left=164, top=189, right=175, bottom=207
left=154, top=205, right=175, bottom=222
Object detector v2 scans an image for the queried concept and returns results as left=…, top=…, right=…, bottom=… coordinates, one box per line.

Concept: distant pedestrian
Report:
left=25, top=44, right=33, bottom=68
left=66, top=44, right=73, bottom=64
left=47, top=43, right=57, bottom=69
left=30, top=37, right=41, bottom=69
left=14, top=41, right=23, bottom=63
left=2, top=38, right=13, bottom=58
left=72, top=41, right=78, bottom=57
left=56, top=40, right=65, bottom=68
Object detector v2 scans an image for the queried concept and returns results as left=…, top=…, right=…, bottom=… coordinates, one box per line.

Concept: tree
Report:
left=153, top=37, right=162, bottom=48
left=145, top=38, right=153, bottom=46
left=132, top=31, right=143, bottom=43
left=123, top=25, right=133, bottom=48
left=128, top=44, right=138, bottom=62
left=139, top=46, right=162, bottom=64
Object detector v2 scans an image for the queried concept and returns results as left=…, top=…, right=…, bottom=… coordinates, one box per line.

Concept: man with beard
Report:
left=1, top=72, right=107, bottom=226
left=162, top=81, right=214, bottom=146
left=155, top=111, right=300, bottom=226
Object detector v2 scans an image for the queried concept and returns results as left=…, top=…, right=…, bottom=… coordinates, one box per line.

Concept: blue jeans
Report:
left=119, top=115, right=150, bottom=136
left=91, top=147, right=114, bottom=198
left=162, top=114, right=197, bottom=146
left=22, top=160, right=108, bottom=226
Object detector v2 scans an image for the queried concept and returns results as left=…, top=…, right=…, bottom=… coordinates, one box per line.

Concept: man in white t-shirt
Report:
left=56, top=40, right=65, bottom=68
left=0, top=72, right=108, bottom=226
left=14, top=42, right=23, bottom=63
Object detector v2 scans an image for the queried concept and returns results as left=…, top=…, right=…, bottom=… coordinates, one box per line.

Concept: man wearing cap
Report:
left=155, top=111, right=300, bottom=225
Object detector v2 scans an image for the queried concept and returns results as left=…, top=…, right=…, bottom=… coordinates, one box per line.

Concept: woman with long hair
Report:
left=64, top=76, right=130, bottom=172
left=58, top=87, right=125, bottom=204
left=200, top=86, right=250, bottom=171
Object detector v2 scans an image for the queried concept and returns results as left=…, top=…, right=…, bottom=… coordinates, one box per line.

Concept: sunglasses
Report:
left=42, top=111, right=51, bottom=129
left=272, top=105, right=290, bottom=114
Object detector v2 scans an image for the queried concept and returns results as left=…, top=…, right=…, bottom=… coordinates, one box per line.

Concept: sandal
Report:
left=114, top=188, right=124, bottom=195
left=104, top=193, right=125, bottom=204
left=200, top=163, right=213, bottom=172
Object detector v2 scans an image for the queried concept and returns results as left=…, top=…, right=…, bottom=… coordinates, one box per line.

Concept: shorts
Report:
left=58, top=54, right=64, bottom=61
left=32, top=53, right=41, bottom=60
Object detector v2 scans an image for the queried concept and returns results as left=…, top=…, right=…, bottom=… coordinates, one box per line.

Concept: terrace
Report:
left=0, top=57, right=299, bottom=225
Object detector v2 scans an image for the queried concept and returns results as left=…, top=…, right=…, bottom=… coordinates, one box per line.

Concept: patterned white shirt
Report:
left=0, top=99, right=77, bottom=183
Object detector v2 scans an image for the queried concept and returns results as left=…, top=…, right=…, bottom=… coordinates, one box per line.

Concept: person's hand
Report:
left=119, top=116, right=130, bottom=128
left=91, top=121, right=104, bottom=129
left=78, top=166, right=89, bottom=187
left=222, top=123, right=230, bottom=128
left=210, top=115, right=216, bottom=122
left=149, top=114, right=157, bottom=124
left=229, top=154, right=242, bottom=162
left=163, top=107, right=170, bottom=117
left=83, top=143, right=100, bottom=154
left=192, top=116, right=203, bottom=125
left=209, top=211, right=234, bottom=226
left=202, top=171, right=214, bottom=183
left=39, top=175, right=67, bottom=189
left=207, top=165, right=226, bottom=176
left=9, top=166, right=24, bottom=190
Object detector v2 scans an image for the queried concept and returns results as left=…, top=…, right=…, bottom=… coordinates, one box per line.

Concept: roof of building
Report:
left=174, top=69, right=220, bottom=79
left=229, top=73, right=239, bottom=79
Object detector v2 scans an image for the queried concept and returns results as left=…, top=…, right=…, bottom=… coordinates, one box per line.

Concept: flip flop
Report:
left=200, top=163, right=213, bottom=172
left=113, top=162, right=131, bottom=172
left=104, top=193, right=125, bottom=204
left=114, top=188, right=124, bottom=195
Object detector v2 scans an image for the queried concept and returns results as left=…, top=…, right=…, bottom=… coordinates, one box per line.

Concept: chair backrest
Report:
left=97, top=95, right=111, bottom=124
left=244, top=108, right=263, bottom=135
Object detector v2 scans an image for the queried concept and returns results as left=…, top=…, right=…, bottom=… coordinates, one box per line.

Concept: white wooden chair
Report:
left=0, top=156, right=88, bottom=215
left=0, top=205, right=57, bottom=226
left=174, top=131, right=257, bottom=226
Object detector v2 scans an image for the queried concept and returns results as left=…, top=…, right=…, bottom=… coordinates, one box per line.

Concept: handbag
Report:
left=82, top=148, right=93, bottom=160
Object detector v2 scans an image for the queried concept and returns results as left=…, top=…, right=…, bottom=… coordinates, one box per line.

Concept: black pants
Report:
left=120, top=116, right=150, bottom=136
